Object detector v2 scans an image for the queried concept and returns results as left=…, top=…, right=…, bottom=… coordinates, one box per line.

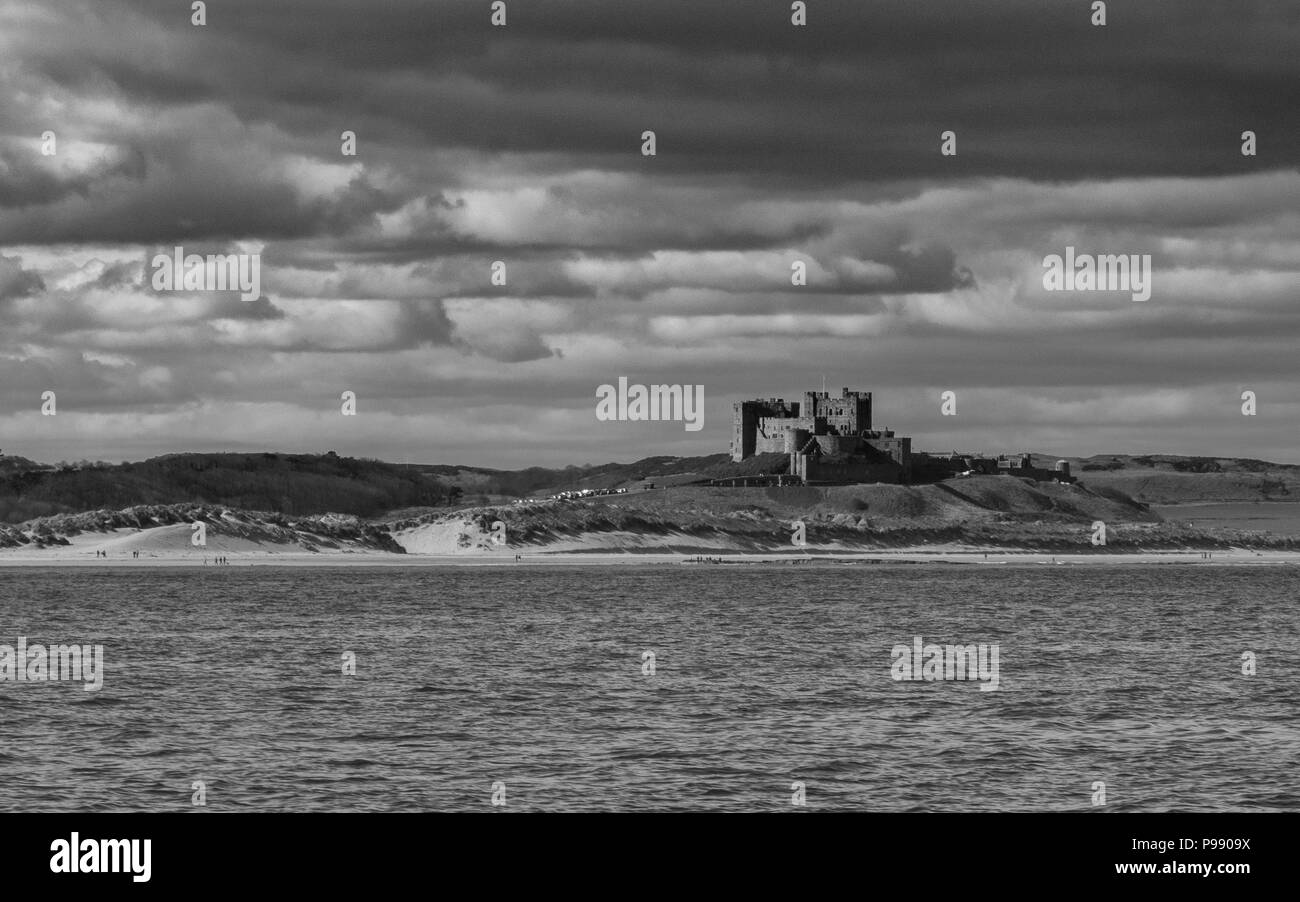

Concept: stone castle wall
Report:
left=731, top=388, right=873, bottom=463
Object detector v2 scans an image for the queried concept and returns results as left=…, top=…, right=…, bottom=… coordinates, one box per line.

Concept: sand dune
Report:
left=1, top=486, right=1296, bottom=567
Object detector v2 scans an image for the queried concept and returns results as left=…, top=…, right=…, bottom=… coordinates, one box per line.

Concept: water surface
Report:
left=1, top=565, right=1296, bottom=811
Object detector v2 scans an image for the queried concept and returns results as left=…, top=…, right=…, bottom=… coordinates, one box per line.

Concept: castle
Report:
left=728, top=386, right=1074, bottom=486
left=730, top=387, right=912, bottom=484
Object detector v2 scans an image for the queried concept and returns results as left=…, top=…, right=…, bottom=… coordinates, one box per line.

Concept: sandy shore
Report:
left=1, top=520, right=1294, bottom=567
left=0, top=547, right=1295, bottom=567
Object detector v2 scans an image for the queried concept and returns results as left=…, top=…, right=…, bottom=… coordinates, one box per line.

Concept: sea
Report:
left=1, top=564, right=1296, bottom=812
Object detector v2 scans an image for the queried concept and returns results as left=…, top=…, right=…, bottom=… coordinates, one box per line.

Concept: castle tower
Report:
left=731, top=401, right=759, bottom=462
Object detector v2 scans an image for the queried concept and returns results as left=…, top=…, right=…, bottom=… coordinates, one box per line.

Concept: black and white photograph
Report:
left=0, top=0, right=1295, bottom=888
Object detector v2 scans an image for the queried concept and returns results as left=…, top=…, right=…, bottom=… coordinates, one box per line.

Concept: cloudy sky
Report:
left=1, top=0, right=1297, bottom=467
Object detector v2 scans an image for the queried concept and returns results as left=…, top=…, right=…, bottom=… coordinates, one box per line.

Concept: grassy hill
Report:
left=1060, top=454, right=1300, bottom=503
left=3, top=449, right=1295, bottom=533
left=410, top=452, right=787, bottom=499
left=420, top=451, right=1300, bottom=505
left=0, top=452, right=461, bottom=524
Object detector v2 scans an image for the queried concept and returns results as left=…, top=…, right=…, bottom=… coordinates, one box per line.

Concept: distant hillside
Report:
left=0, top=452, right=462, bottom=524
left=0, top=449, right=781, bottom=523
left=1060, top=454, right=1300, bottom=504
left=2, top=449, right=1295, bottom=526
left=421, top=451, right=1300, bottom=506
left=0, top=454, right=48, bottom=474
left=411, top=452, right=783, bottom=498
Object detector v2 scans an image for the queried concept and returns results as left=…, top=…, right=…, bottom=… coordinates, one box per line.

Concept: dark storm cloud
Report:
left=9, top=0, right=1294, bottom=249
left=93, top=260, right=140, bottom=289
left=0, top=255, right=45, bottom=300
left=394, top=298, right=457, bottom=349
left=0, top=142, right=147, bottom=208
left=90, top=0, right=1296, bottom=181
left=208, top=294, right=286, bottom=321
left=0, top=149, right=394, bottom=246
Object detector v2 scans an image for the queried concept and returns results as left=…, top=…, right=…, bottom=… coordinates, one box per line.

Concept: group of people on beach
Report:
left=94, top=550, right=232, bottom=563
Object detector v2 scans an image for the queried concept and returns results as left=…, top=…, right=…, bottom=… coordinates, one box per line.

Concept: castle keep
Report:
left=730, top=387, right=912, bottom=484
